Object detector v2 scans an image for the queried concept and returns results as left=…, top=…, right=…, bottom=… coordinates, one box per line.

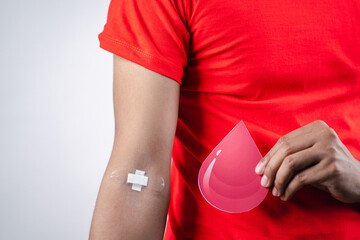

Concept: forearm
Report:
left=89, top=136, right=171, bottom=240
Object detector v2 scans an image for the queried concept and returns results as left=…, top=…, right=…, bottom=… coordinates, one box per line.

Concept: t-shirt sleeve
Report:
left=98, top=0, right=190, bottom=85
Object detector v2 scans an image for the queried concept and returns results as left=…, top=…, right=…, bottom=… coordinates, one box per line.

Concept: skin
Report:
left=89, top=54, right=180, bottom=240
left=90, top=55, right=358, bottom=239
left=255, top=120, right=360, bottom=203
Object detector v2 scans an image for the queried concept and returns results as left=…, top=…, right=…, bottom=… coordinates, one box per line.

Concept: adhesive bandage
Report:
left=127, top=169, right=148, bottom=191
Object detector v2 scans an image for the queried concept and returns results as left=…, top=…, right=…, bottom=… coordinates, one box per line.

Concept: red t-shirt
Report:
left=98, top=0, right=360, bottom=239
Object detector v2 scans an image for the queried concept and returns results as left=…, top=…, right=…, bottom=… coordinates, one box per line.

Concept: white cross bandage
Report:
left=127, top=170, right=148, bottom=192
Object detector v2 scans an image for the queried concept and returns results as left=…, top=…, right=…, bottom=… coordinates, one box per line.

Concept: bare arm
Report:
left=89, top=54, right=180, bottom=239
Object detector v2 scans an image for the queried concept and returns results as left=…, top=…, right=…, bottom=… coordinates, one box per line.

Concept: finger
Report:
left=272, top=146, right=321, bottom=197
left=280, top=160, right=329, bottom=201
left=285, top=120, right=330, bottom=138
left=255, top=139, right=283, bottom=175
left=255, top=120, right=327, bottom=175
left=261, top=132, right=318, bottom=188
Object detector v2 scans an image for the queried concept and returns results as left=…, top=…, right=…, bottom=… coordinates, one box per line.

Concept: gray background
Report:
left=0, top=0, right=114, bottom=239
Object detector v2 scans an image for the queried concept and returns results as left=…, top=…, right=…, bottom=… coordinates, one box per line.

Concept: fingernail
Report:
left=272, top=187, right=279, bottom=197
left=255, top=162, right=264, bottom=174
left=280, top=195, right=286, bottom=201
left=261, top=175, right=269, bottom=187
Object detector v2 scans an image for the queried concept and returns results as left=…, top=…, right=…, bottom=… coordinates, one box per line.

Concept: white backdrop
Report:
left=0, top=0, right=115, bottom=239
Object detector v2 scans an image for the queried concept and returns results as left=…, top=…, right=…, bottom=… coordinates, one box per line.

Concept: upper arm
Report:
left=89, top=55, right=180, bottom=240
left=112, top=54, right=180, bottom=165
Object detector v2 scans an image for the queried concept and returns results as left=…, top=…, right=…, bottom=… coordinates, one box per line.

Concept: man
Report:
left=89, top=0, right=360, bottom=238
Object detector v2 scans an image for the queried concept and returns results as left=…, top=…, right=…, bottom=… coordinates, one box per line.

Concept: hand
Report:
left=255, top=120, right=360, bottom=203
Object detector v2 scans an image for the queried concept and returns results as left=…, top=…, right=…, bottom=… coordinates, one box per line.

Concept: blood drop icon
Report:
left=198, top=120, right=268, bottom=213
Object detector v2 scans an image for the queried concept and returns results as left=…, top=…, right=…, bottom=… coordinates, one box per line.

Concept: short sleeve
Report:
left=98, top=0, right=191, bottom=85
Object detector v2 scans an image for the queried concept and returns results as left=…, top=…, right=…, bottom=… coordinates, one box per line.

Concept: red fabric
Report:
left=98, top=0, right=360, bottom=239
